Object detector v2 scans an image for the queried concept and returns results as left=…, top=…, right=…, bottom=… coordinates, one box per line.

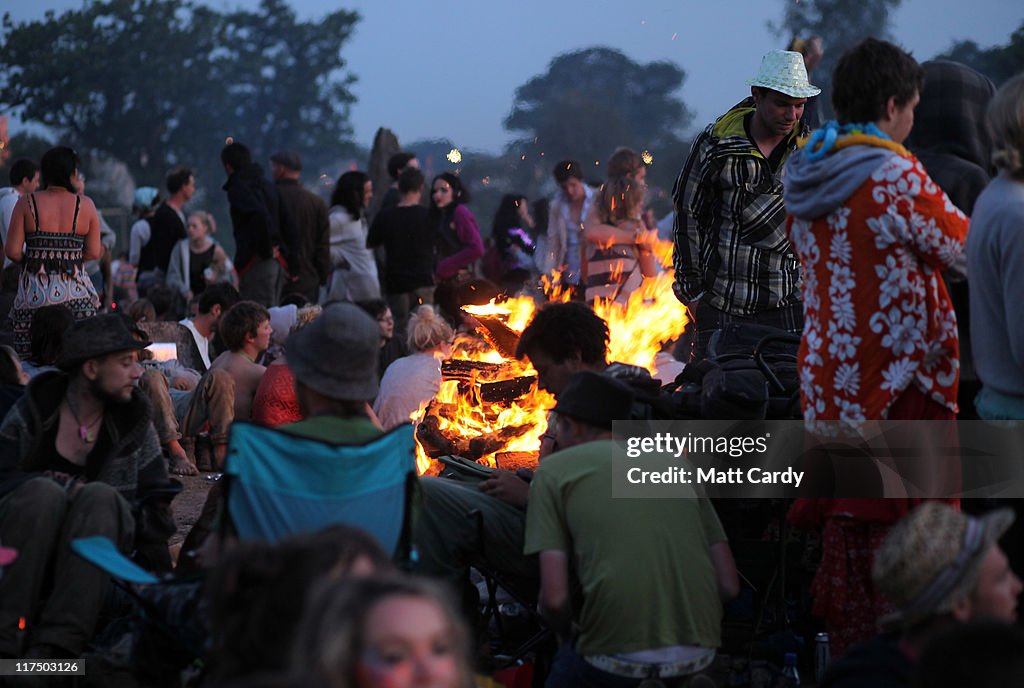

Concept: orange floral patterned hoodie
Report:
left=783, top=125, right=969, bottom=422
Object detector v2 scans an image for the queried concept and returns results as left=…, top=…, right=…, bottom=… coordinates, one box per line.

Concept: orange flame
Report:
left=414, top=238, right=687, bottom=473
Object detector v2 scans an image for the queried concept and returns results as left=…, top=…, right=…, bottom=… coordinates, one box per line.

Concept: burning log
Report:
left=441, top=359, right=515, bottom=382
left=479, top=375, right=537, bottom=404
left=467, top=424, right=533, bottom=460
left=418, top=395, right=536, bottom=463
left=470, top=313, right=521, bottom=359
left=415, top=407, right=459, bottom=458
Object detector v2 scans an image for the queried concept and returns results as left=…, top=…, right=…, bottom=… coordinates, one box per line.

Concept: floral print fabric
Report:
left=787, top=151, right=968, bottom=422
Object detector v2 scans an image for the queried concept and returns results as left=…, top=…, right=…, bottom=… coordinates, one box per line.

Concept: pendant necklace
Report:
left=66, top=397, right=103, bottom=443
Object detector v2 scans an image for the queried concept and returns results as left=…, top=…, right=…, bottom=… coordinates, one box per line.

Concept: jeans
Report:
left=239, top=257, right=285, bottom=307
left=692, top=300, right=803, bottom=362
left=546, top=640, right=708, bottom=688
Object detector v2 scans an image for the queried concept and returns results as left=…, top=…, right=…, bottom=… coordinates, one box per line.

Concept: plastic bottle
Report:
left=778, top=652, right=800, bottom=687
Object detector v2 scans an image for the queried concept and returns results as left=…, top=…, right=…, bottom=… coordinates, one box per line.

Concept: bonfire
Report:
left=414, top=238, right=687, bottom=474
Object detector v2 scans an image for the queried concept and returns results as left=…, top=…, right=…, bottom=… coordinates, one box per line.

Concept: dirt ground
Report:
left=169, top=473, right=216, bottom=561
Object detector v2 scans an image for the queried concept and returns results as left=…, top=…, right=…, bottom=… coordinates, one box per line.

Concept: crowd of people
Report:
left=0, top=32, right=1021, bottom=688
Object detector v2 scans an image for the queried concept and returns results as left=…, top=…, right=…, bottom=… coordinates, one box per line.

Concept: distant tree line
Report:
left=937, top=20, right=1024, bottom=86
left=0, top=0, right=360, bottom=210
left=3, top=0, right=1020, bottom=234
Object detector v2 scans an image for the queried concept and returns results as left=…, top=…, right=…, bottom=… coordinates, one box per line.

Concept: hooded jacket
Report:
left=672, top=98, right=807, bottom=316
left=905, top=60, right=996, bottom=216
left=223, top=162, right=297, bottom=272
left=783, top=125, right=968, bottom=421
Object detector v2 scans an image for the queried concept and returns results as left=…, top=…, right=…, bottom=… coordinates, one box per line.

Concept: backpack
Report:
left=670, top=323, right=802, bottom=420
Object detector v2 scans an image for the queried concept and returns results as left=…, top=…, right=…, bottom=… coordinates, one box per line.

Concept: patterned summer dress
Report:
left=11, top=193, right=100, bottom=356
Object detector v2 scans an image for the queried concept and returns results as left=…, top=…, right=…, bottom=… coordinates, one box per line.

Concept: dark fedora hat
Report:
left=553, top=371, right=635, bottom=430
left=57, top=314, right=150, bottom=370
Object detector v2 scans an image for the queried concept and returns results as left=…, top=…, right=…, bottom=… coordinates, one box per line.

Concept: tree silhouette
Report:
left=937, top=20, right=1024, bottom=86
left=0, top=0, right=359, bottom=194
left=773, top=0, right=904, bottom=119
left=503, top=47, right=693, bottom=204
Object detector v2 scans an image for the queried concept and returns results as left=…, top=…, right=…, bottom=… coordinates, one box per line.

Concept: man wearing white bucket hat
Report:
left=672, top=49, right=819, bottom=361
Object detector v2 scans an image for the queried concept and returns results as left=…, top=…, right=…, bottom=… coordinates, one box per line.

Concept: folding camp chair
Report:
left=71, top=537, right=206, bottom=682
left=468, top=508, right=553, bottom=672
left=222, top=421, right=419, bottom=563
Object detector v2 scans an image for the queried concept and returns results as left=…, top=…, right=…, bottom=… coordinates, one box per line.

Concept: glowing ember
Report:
left=447, top=148, right=462, bottom=164
left=641, top=150, right=654, bottom=165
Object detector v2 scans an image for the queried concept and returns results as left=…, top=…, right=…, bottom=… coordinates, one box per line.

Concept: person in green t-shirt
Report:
left=524, top=371, right=739, bottom=687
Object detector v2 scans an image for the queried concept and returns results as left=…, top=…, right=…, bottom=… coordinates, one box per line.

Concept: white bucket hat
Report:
left=747, top=49, right=821, bottom=98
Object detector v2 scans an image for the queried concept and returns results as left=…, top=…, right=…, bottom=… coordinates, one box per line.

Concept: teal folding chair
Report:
left=223, top=421, right=419, bottom=563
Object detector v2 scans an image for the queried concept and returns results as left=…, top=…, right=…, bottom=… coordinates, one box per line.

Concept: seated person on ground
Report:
left=0, top=313, right=176, bottom=659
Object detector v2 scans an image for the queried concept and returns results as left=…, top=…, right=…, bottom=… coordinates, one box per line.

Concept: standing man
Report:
left=784, top=38, right=967, bottom=422
left=0, top=158, right=39, bottom=263
left=378, top=151, right=419, bottom=213
left=366, top=167, right=435, bottom=341
left=0, top=314, right=176, bottom=658
left=783, top=39, right=970, bottom=658
left=525, top=371, right=738, bottom=686
left=543, top=160, right=595, bottom=299
left=270, top=150, right=330, bottom=304
left=673, top=49, right=820, bottom=360
left=221, top=141, right=295, bottom=307
left=131, top=166, right=194, bottom=294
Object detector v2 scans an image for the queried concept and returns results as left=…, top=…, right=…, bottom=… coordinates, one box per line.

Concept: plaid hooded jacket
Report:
left=672, top=97, right=809, bottom=316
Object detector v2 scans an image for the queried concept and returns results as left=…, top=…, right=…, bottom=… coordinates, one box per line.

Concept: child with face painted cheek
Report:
left=291, top=575, right=475, bottom=688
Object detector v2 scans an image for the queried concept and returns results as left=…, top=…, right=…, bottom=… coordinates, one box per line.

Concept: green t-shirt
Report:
left=278, top=414, right=383, bottom=444
left=524, top=439, right=726, bottom=655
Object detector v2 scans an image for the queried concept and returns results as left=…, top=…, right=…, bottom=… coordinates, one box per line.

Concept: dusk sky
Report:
left=10, top=1, right=1024, bottom=156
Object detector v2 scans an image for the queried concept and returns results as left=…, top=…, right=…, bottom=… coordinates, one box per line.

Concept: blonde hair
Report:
left=189, top=210, right=217, bottom=235
left=291, top=305, right=323, bottom=334
left=407, top=305, right=453, bottom=353
left=988, top=72, right=1024, bottom=177
left=599, top=174, right=646, bottom=225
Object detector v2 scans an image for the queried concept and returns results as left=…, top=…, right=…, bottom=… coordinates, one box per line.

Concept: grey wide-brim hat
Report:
left=873, top=502, right=1015, bottom=629
left=747, top=49, right=822, bottom=99
left=287, top=302, right=380, bottom=402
